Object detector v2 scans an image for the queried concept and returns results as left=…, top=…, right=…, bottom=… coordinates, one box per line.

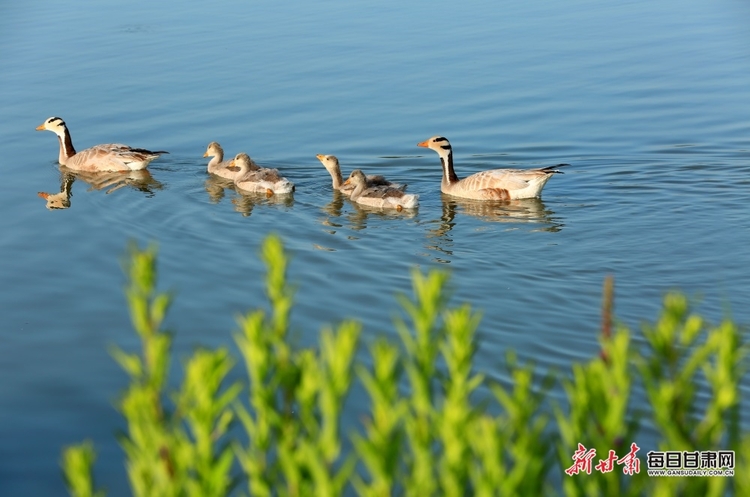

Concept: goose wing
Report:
left=238, top=167, right=282, bottom=183
left=360, top=184, right=407, bottom=199
left=365, top=174, right=407, bottom=191
left=68, top=144, right=166, bottom=171
left=460, top=169, right=549, bottom=191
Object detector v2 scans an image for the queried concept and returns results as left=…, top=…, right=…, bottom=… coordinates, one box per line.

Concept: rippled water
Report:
left=2, top=0, right=750, bottom=494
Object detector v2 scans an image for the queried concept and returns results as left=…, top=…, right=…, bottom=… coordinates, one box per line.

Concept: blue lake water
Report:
left=2, top=0, right=750, bottom=494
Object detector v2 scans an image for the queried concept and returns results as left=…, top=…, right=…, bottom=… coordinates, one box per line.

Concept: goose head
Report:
left=229, top=152, right=254, bottom=173
left=37, top=191, right=71, bottom=210
left=316, top=153, right=342, bottom=173
left=203, top=141, right=223, bottom=159
left=343, top=169, right=367, bottom=188
left=418, top=135, right=458, bottom=183
left=36, top=116, right=68, bottom=137
left=417, top=136, right=452, bottom=156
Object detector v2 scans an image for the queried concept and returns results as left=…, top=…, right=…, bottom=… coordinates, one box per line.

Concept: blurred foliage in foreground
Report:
left=62, top=235, right=749, bottom=496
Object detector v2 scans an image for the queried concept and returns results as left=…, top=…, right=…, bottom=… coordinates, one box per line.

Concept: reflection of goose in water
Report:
left=424, top=201, right=459, bottom=262
left=230, top=189, right=295, bottom=217
left=203, top=142, right=244, bottom=180
left=446, top=195, right=560, bottom=229
left=38, top=173, right=75, bottom=210
left=230, top=153, right=295, bottom=196
left=428, top=195, right=562, bottom=238
left=321, top=190, right=346, bottom=218
left=204, top=175, right=235, bottom=204
left=318, top=188, right=416, bottom=234
left=348, top=199, right=418, bottom=227
left=417, top=136, right=567, bottom=200
left=322, top=202, right=419, bottom=233
left=425, top=196, right=562, bottom=262
left=319, top=191, right=346, bottom=234
left=36, top=117, right=168, bottom=172
left=37, top=168, right=163, bottom=210
left=316, top=154, right=405, bottom=195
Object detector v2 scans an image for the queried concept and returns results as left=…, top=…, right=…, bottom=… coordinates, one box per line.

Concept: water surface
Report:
left=2, top=0, right=750, bottom=494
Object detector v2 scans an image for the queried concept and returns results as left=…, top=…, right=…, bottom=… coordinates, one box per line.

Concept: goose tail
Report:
left=541, top=163, right=569, bottom=174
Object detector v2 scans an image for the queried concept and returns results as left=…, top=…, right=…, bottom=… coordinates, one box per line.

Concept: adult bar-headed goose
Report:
left=343, top=169, right=418, bottom=211
left=316, top=154, right=405, bottom=195
left=230, top=153, right=295, bottom=196
left=417, top=136, right=567, bottom=200
left=203, top=141, right=244, bottom=180
left=35, top=117, right=167, bottom=172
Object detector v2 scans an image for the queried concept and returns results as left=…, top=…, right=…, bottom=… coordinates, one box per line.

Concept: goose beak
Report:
left=35, top=124, right=45, bottom=131
left=229, top=159, right=236, bottom=167
left=202, top=151, right=209, bottom=158
left=417, top=140, right=429, bottom=148
left=316, top=154, right=324, bottom=160
left=37, top=192, right=50, bottom=199
left=342, top=178, right=351, bottom=187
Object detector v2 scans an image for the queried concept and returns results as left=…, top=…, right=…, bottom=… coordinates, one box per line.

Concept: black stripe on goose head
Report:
left=434, top=136, right=451, bottom=150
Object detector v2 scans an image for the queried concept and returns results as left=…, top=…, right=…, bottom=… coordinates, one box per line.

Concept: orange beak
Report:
left=342, top=178, right=351, bottom=187
left=38, top=192, right=50, bottom=199
left=316, top=154, right=324, bottom=160
left=417, top=140, right=429, bottom=148
left=229, top=159, right=236, bottom=168
left=35, top=124, right=45, bottom=131
left=202, top=151, right=209, bottom=158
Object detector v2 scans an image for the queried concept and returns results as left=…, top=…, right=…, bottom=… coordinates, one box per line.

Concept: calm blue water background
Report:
left=2, top=0, right=750, bottom=494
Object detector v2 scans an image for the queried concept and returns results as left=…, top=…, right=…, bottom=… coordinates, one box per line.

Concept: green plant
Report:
left=62, top=440, right=103, bottom=497
left=69, top=243, right=242, bottom=496
left=61, top=236, right=748, bottom=496
left=636, top=293, right=747, bottom=497
left=555, top=276, right=644, bottom=497
left=232, top=235, right=360, bottom=497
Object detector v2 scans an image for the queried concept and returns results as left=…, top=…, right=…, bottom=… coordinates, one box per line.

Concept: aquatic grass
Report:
left=635, top=294, right=748, bottom=497
left=62, top=236, right=749, bottom=496
left=62, top=440, right=103, bottom=497
left=107, top=243, right=241, bottom=496
left=555, top=276, right=645, bottom=496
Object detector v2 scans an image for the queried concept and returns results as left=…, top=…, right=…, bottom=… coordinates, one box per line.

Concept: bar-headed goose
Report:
left=230, top=153, right=295, bottom=196
left=35, top=117, right=167, bottom=172
left=343, top=169, right=418, bottom=211
left=316, top=154, right=405, bottom=195
left=417, top=136, right=567, bottom=200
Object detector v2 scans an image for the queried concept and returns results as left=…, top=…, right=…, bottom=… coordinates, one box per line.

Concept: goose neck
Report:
left=329, top=167, right=344, bottom=189
left=349, top=181, right=365, bottom=200
left=209, top=150, right=223, bottom=166
left=57, top=127, right=76, bottom=165
left=440, top=149, right=459, bottom=185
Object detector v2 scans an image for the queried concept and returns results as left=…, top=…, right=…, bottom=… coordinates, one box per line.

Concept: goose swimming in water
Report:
left=203, top=141, right=245, bottom=180
left=316, top=154, right=405, bottom=195
left=230, top=153, right=295, bottom=196
left=417, top=136, right=567, bottom=200
left=343, top=169, right=418, bottom=211
left=35, top=116, right=167, bottom=172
